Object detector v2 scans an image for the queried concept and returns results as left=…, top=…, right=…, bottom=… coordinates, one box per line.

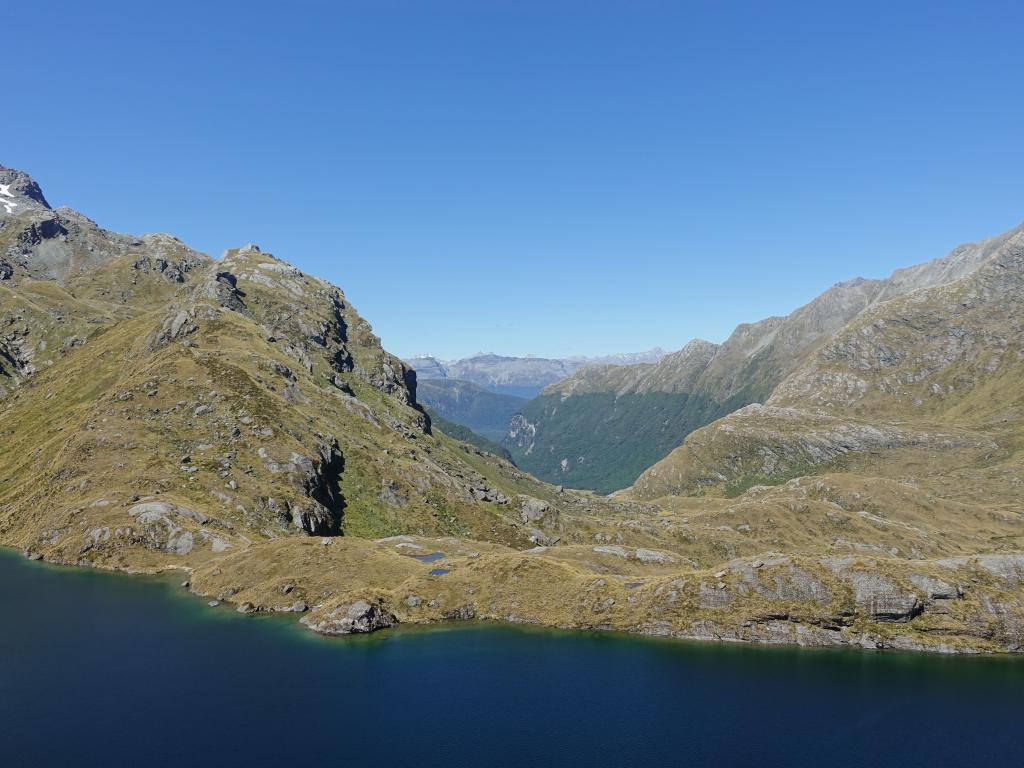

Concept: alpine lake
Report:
left=1, top=548, right=1022, bottom=767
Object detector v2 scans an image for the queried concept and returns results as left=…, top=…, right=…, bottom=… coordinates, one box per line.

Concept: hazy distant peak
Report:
left=402, top=347, right=669, bottom=394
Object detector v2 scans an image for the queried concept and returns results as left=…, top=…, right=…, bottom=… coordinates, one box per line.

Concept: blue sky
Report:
left=6, top=1, right=1024, bottom=360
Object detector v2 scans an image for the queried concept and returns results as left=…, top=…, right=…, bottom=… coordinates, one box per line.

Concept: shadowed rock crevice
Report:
left=308, top=440, right=346, bottom=535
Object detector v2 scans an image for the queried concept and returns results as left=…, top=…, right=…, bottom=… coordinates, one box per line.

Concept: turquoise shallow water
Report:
left=1, top=548, right=1022, bottom=767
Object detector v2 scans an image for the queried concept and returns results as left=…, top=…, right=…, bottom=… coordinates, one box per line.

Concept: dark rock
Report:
left=443, top=604, right=477, bottom=620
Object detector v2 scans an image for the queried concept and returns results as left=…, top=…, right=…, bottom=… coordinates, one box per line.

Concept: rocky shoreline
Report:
left=16, top=538, right=1024, bottom=656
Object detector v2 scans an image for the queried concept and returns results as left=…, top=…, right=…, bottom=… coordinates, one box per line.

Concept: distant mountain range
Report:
left=406, top=349, right=669, bottom=448
left=404, top=349, right=667, bottom=399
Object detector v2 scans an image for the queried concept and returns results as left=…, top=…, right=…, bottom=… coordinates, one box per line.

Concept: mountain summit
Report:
left=0, top=165, right=50, bottom=212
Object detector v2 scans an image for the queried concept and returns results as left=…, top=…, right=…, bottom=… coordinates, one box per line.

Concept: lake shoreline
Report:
left=4, top=541, right=1024, bottom=768
left=7, top=544, right=1021, bottom=659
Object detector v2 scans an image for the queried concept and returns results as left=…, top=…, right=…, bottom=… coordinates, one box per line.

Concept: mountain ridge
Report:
left=504, top=222, right=1020, bottom=493
left=404, top=348, right=668, bottom=397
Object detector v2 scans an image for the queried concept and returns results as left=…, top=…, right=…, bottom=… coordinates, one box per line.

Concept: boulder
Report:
left=519, top=495, right=558, bottom=528
left=635, top=549, right=676, bottom=564
left=300, top=599, right=396, bottom=635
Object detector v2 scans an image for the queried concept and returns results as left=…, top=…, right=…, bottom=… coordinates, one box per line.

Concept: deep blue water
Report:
left=1, top=548, right=1023, bottom=768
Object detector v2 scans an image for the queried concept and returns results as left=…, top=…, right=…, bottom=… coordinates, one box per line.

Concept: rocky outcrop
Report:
left=289, top=441, right=345, bottom=535
left=519, top=496, right=558, bottom=528
left=842, top=571, right=922, bottom=622
left=910, top=574, right=959, bottom=601
left=71, top=501, right=226, bottom=557
left=300, top=599, right=396, bottom=635
left=152, top=308, right=199, bottom=347
left=730, top=559, right=831, bottom=604
left=937, top=554, right=1024, bottom=584
left=197, top=270, right=248, bottom=312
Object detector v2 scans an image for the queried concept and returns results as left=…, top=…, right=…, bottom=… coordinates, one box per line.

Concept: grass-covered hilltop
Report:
left=2, top=162, right=1023, bottom=653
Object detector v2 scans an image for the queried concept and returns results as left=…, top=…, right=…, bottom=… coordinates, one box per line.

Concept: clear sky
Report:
left=6, top=1, right=1024, bottom=360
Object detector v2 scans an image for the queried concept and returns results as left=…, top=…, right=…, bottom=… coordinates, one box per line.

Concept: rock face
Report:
left=0, top=166, right=51, bottom=210
left=843, top=571, right=922, bottom=622
left=910, top=574, right=958, bottom=601
left=518, top=496, right=559, bottom=529
left=938, top=555, right=1024, bottom=584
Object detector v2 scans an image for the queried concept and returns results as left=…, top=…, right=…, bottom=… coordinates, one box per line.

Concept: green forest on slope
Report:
left=424, top=407, right=515, bottom=463
left=505, top=391, right=735, bottom=494
left=416, top=379, right=527, bottom=442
